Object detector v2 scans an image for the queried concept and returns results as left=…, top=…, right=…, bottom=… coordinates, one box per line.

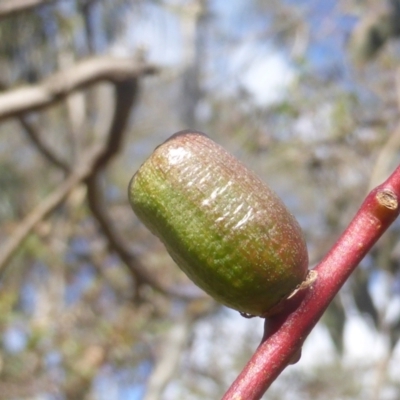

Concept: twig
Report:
left=0, top=81, right=70, bottom=172
left=222, top=165, right=400, bottom=400
left=19, top=116, right=70, bottom=172
left=0, top=79, right=200, bottom=300
left=88, top=79, right=137, bottom=170
left=0, top=144, right=103, bottom=277
left=0, top=58, right=156, bottom=275
left=0, top=56, right=157, bottom=121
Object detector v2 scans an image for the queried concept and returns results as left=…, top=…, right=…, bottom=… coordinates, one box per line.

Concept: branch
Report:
left=0, top=79, right=70, bottom=172
left=0, top=56, right=197, bottom=299
left=223, top=165, right=400, bottom=400
left=90, top=79, right=137, bottom=170
left=0, top=69, right=148, bottom=275
left=0, top=56, right=157, bottom=121
left=0, top=144, right=103, bottom=276
left=19, top=116, right=70, bottom=172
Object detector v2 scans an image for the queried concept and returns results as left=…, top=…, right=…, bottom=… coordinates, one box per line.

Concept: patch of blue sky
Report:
left=117, top=362, right=152, bottom=400
left=93, top=369, right=120, bottom=400
left=93, top=361, right=152, bottom=400
left=111, top=0, right=301, bottom=107
left=210, top=0, right=272, bottom=39
left=2, top=324, right=28, bottom=353
left=44, top=350, right=63, bottom=369
left=20, top=279, right=37, bottom=315
left=70, top=236, right=91, bottom=257
left=113, top=2, right=183, bottom=65
left=301, top=0, right=355, bottom=70
left=20, top=261, right=49, bottom=315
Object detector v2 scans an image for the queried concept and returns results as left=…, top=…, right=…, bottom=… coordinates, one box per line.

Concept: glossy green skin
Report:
left=129, top=130, right=308, bottom=316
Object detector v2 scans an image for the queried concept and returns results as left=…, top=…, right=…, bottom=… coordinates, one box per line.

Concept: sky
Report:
left=112, top=0, right=299, bottom=107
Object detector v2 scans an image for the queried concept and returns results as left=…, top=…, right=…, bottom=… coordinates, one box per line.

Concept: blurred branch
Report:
left=80, top=0, right=97, bottom=54
left=0, top=144, right=103, bottom=277
left=0, top=56, right=158, bottom=121
left=0, top=80, right=70, bottom=172
left=348, top=1, right=400, bottom=63
left=87, top=79, right=136, bottom=171
left=0, top=57, right=156, bottom=276
left=19, top=116, right=70, bottom=172
left=0, top=56, right=156, bottom=274
left=0, top=60, right=202, bottom=299
left=0, top=0, right=55, bottom=19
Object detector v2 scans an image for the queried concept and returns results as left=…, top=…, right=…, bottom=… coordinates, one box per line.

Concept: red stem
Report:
left=222, top=165, right=400, bottom=400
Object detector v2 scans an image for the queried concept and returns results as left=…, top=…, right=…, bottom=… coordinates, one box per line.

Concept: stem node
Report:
left=376, top=189, right=398, bottom=210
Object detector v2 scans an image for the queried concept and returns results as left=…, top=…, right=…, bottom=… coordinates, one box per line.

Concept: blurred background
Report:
left=1, top=0, right=400, bottom=399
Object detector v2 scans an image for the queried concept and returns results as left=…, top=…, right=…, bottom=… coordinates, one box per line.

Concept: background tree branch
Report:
left=19, top=116, right=71, bottom=173
left=0, top=56, right=157, bottom=121
left=0, top=144, right=103, bottom=276
left=0, top=63, right=202, bottom=300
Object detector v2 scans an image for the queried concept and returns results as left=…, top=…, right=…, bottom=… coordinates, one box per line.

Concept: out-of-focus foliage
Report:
left=0, top=0, right=400, bottom=399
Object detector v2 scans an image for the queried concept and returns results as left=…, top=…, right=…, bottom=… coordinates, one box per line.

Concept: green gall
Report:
left=128, top=130, right=309, bottom=316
